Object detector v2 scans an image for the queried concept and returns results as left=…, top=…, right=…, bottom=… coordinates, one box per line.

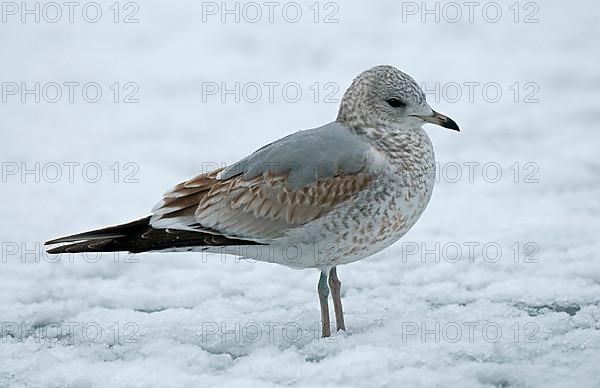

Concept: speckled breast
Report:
left=297, top=128, right=437, bottom=268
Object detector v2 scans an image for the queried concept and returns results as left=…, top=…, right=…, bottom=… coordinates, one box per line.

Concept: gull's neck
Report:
left=339, top=119, right=435, bottom=173
left=338, top=118, right=426, bottom=146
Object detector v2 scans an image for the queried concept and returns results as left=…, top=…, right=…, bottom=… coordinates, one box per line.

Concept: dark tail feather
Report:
left=45, top=216, right=260, bottom=254
left=45, top=217, right=151, bottom=245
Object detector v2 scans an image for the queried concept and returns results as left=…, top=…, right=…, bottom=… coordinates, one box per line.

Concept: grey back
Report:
left=219, top=122, right=370, bottom=190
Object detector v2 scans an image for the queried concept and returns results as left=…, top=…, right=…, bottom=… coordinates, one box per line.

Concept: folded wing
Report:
left=151, top=122, right=373, bottom=242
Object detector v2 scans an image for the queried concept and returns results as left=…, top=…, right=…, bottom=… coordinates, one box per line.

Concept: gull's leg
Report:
left=317, top=270, right=331, bottom=337
left=328, top=267, right=346, bottom=332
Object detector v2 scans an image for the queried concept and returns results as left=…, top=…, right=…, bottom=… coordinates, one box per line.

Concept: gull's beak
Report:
left=414, top=110, right=460, bottom=132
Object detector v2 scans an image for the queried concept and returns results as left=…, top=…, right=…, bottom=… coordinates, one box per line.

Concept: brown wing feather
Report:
left=151, top=168, right=372, bottom=240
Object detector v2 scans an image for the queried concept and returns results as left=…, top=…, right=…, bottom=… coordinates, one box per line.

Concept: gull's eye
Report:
left=386, top=98, right=406, bottom=108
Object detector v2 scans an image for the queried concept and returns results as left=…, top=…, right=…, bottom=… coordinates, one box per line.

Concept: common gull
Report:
left=46, top=65, right=460, bottom=337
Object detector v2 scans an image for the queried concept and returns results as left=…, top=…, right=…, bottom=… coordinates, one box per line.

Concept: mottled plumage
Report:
left=45, top=65, right=459, bottom=337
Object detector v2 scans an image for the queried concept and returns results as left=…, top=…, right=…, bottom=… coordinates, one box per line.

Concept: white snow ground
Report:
left=1, top=1, right=600, bottom=387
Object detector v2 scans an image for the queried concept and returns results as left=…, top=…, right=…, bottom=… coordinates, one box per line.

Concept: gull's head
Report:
left=337, top=65, right=459, bottom=132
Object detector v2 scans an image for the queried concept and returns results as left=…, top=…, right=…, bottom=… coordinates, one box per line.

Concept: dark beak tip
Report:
left=429, top=111, right=460, bottom=132
left=439, top=115, right=460, bottom=132
left=446, top=119, right=460, bottom=132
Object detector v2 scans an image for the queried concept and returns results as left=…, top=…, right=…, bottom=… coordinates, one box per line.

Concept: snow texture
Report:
left=1, top=0, right=600, bottom=387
